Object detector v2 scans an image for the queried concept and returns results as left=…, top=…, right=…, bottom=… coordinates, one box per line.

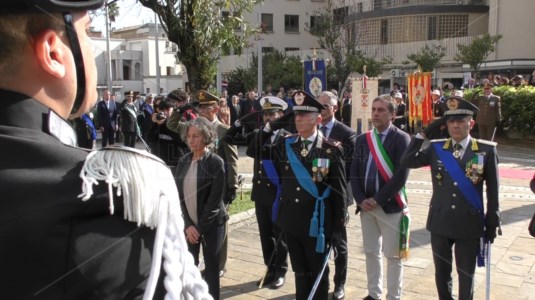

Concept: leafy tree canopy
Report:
left=407, top=44, right=446, bottom=72
left=454, top=33, right=502, bottom=78
left=139, top=0, right=261, bottom=91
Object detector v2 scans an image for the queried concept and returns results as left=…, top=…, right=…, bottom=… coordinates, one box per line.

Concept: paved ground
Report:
left=220, top=142, right=535, bottom=300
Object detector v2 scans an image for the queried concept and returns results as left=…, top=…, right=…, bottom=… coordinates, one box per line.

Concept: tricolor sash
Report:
left=365, top=129, right=410, bottom=258
left=285, top=137, right=331, bottom=253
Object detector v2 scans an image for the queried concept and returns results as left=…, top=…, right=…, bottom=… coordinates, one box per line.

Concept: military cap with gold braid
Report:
left=442, top=96, right=479, bottom=120
left=292, top=90, right=326, bottom=112
left=260, top=96, right=288, bottom=113
left=195, top=90, right=219, bottom=106
left=124, top=90, right=134, bottom=97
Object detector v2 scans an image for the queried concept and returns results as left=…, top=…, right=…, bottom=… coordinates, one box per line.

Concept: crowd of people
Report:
left=2, top=1, right=533, bottom=299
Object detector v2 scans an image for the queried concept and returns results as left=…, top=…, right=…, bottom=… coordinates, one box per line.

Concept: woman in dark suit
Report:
left=175, top=117, right=228, bottom=300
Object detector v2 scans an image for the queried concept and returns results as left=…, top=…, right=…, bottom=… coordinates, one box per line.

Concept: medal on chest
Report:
left=312, top=158, right=330, bottom=182
left=465, top=153, right=485, bottom=184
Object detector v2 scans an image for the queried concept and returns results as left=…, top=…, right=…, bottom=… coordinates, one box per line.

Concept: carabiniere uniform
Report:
left=258, top=90, right=347, bottom=300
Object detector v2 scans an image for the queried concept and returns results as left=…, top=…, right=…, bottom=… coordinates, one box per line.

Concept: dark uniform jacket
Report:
left=254, top=130, right=347, bottom=238
left=0, top=90, right=164, bottom=299
left=350, top=125, right=410, bottom=214
left=401, top=137, right=500, bottom=239
left=175, top=151, right=229, bottom=235
left=393, top=102, right=407, bottom=130
left=474, top=94, right=502, bottom=126
left=246, top=129, right=289, bottom=206
left=120, top=103, right=138, bottom=133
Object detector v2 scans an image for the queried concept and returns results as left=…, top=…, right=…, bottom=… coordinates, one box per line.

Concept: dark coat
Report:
left=175, top=151, right=229, bottom=235
left=255, top=130, right=347, bottom=238
left=120, top=103, right=138, bottom=133
left=96, top=99, right=118, bottom=129
left=246, top=128, right=289, bottom=206
left=0, top=90, right=164, bottom=299
left=401, top=137, right=500, bottom=239
left=350, top=125, right=410, bottom=214
left=324, top=119, right=357, bottom=205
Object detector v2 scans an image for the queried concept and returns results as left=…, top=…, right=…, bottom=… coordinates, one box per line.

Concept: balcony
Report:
left=372, top=0, right=486, bottom=10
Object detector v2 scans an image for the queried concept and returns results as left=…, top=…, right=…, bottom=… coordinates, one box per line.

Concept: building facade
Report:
left=220, top=0, right=535, bottom=91
left=91, top=23, right=186, bottom=100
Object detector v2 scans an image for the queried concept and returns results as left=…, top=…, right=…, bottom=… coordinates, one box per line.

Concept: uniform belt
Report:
left=395, top=116, right=404, bottom=119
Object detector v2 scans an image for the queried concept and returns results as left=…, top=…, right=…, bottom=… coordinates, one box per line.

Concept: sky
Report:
left=91, top=0, right=156, bottom=34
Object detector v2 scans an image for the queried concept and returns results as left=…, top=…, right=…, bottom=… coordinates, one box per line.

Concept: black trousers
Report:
left=255, top=201, right=288, bottom=275
left=431, top=233, right=479, bottom=300
left=189, top=223, right=225, bottom=300
left=123, top=132, right=136, bottom=148
left=286, top=232, right=329, bottom=300
left=101, top=127, right=115, bottom=147
left=333, top=226, right=348, bottom=287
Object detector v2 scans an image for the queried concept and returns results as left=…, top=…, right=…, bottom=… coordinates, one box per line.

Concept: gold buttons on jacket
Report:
left=296, top=187, right=301, bottom=191
left=452, top=193, right=457, bottom=198
left=295, top=199, right=299, bottom=203
left=451, top=205, right=456, bottom=209
left=453, top=182, right=458, bottom=186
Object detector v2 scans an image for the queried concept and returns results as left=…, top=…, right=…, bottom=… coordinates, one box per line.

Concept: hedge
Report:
left=463, top=85, right=535, bottom=136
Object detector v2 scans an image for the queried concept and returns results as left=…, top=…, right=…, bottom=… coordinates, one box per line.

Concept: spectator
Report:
left=147, top=99, right=183, bottom=171
left=74, top=112, right=97, bottom=150
left=120, top=91, right=139, bottom=147
left=96, top=89, right=118, bottom=147
left=175, top=117, right=229, bottom=300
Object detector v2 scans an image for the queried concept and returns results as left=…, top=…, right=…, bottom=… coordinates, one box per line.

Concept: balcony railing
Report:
left=372, top=0, right=486, bottom=10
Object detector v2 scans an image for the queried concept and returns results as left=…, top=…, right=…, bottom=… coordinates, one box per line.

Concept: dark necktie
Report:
left=365, top=133, right=383, bottom=195
left=453, top=143, right=462, bottom=160
left=320, top=126, right=328, bottom=138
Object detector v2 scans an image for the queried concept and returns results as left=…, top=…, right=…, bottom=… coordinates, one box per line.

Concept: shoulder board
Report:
left=284, top=133, right=299, bottom=139
left=475, top=139, right=497, bottom=147
left=430, top=138, right=448, bottom=143
left=323, top=137, right=342, bottom=148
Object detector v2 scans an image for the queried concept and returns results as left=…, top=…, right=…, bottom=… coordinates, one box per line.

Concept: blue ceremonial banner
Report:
left=303, top=60, right=326, bottom=98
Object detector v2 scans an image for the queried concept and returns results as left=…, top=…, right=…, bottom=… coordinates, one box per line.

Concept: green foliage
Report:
left=306, top=0, right=386, bottom=92
left=139, top=0, right=260, bottom=92
left=107, top=2, right=119, bottom=23
left=226, top=49, right=302, bottom=93
left=464, top=85, right=535, bottom=136
left=407, top=44, right=446, bottom=72
left=454, top=33, right=503, bottom=78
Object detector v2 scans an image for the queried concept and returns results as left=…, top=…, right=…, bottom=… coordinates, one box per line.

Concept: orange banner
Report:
left=407, top=72, right=432, bottom=127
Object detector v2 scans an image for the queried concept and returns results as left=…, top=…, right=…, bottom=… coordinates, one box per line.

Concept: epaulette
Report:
left=475, top=139, right=497, bottom=147
left=284, top=133, right=299, bottom=138
left=430, top=138, right=448, bottom=143
left=323, top=137, right=343, bottom=149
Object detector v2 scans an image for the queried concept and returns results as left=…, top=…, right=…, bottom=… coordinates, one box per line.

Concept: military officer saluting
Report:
left=245, top=96, right=290, bottom=289
left=401, top=96, right=500, bottom=300
left=256, top=90, right=347, bottom=299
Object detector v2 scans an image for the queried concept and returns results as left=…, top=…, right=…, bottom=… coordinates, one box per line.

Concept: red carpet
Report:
left=421, top=166, right=533, bottom=180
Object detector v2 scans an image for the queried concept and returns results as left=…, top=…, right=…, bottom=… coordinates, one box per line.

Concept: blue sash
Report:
left=432, top=143, right=483, bottom=213
left=285, top=137, right=331, bottom=253
left=433, top=142, right=487, bottom=266
left=82, top=114, right=97, bottom=140
left=262, top=159, right=282, bottom=222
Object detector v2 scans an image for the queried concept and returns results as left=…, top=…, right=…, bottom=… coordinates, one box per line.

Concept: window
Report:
left=285, top=15, right=299, bottom=32
left=428, top=16, right=437, bottom=40
left=146, top=88, right=150, bottom=94
left=166, top=66, right=173, bottom=76
left=262, top=47, right=274, bottom=53
left=285, top=47, right=300, bottom=52
left=310, top=16, right=320, bottom=31
left=380, top=19, right=388, bottom=44
left=333, top=6, right=348, bottom=25
left=357, top=2, right=363, bottom=13
left=261, top=13, right=274, bottom=32
left=438, top=15, right=468, bottom=39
